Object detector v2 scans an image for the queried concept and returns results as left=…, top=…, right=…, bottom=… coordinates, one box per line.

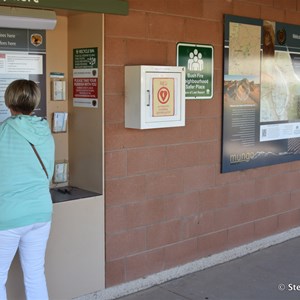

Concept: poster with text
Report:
left=222, top=15, right=300, bottom=172
left=73, top=47, right=99, bottom=108
left=0, top=28, right=46, bottom=122
left=152, top=78, right=175, bottom=117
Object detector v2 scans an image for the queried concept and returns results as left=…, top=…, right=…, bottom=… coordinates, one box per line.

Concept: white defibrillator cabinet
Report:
left=125, top=65, right=186, bottom=129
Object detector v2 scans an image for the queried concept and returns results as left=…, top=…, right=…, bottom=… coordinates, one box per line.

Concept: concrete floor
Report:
left=116, top=237, right=300, bottom=300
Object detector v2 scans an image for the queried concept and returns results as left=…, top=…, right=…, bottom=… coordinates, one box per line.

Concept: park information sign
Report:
left=177, top=42, right=214, bottom=99
left=0, top=28, right=46, bottom=121
left=222, top=14, right=300, bottom=172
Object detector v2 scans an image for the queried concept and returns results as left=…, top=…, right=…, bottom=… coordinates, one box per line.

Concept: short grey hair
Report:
left=5, top=79, right=41, bottom=115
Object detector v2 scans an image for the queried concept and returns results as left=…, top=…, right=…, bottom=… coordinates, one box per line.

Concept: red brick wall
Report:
left=104, top=0, right=300, bottom=287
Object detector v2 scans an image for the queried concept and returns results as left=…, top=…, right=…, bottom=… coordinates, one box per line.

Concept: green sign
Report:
left=0, top=0, right=128, bottom=15
left=73, top=47, right=98, bottom=69
left=177, top=43, right=214, bottom=99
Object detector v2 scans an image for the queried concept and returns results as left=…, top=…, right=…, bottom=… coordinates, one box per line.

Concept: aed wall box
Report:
left=125, top=65, right=186, bottom=129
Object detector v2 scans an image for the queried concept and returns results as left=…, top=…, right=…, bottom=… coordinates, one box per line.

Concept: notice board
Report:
left=0, top=28, right=46, bottom=122
left=222, top=15, right=300, bottom=172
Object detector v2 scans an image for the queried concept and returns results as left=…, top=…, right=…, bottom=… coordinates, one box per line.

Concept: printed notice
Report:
left=0, top=53, right=43, bottom=74
left=73, top=47, right=99, bottom=108
left=152, top=78, right=175, bottom=117
left=0, top=28, right=46, bottom=122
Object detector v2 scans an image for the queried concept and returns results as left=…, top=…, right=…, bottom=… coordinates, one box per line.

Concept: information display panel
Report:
left=222, top=15, right=300, bottom=172
left=0, top=28, right=46, bottom=122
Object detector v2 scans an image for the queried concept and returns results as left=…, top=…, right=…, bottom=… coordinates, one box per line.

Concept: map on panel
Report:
left=228, top=22, right=261, bottom=76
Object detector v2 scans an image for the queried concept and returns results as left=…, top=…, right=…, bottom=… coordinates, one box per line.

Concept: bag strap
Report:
left=29, top=142, right=49, bottom=179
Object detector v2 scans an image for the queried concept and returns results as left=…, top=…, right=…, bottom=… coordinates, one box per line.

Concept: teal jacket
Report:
left=0, top=115, right=55, bottom=230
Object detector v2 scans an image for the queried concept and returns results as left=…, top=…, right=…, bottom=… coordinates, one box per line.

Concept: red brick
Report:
left=199, top=97, right=222, bottom=118
left=200, top=118, right=219, bottom=140
left=185, top=19, right=222, bottom=45
left=211, top=76, right=220, bottom=103
left=285, top=170, right=300, bottom=191
left=261, top=5, right=285, bottom=22
left=268, top=193, right=291, bottom=215
left=291, top=190, right=300, bottom=210
left=104, top=66, right=124, bottom=95
left=202, top=0, right=233, bottom=20
left=166, top=41, right=177, bottom=65
left=199, top=186, right=230, bottom=212
left=248, top=165, right=274, bottom=180
left=104, top=94, right=124, bottom=124
left=125, top=249, right=165, bottom=281
left=289, top=160, right=300, bottom=171
left=105, top=259, right=125, bottom=287
left=216, top=165, right=251, bottom=185
left=188, top=119, right=216, bottom=141
left=105, top=11, right=147, bottom=38
left=185, top=101, right=202, bottom=120
left=105, top=37, right=127, bottom=66
left=106, top=175, right=146, bottom=206
left=263, top=163, right=291, bottom=175
left=106, top=228, right=146, bottom=260
left=105, top=123, right=146, bottom=151
left=182, top=211, right=214, bottom=239
left=254, top=216, right=278, bottom=239
left=233, top=1, right=261, bottom=18
left=146, top=220, right=182, bottom=249
left=183, top=165, right=215, bottom=192
left=214, top=205, right=245, bottom=231
left=148, top=14, right=185, bottom=41
left=255, top=174, right=289, bottom=199
left=143, top=119, right=204, bottom=147
left=274, top=0, right=297, bottom=10
left=164, top=192, right=199, bottom=220
left=126, top=199, right=165, bottom=229
left=198, top=230, right=228, bottom=257
left=127, top=146, right=166, bottom=175
left=146, top=169, right=184, bottom=198
left=165, top=239, right=198, bottom=269
left=166, top=143, right=201, bottom=169
left=278, top=209, right=300, bottom=231
left=243, top=198, right=272, bottom=222
left=228, top=222, right=255, bottom=248
left=105, top=150, right=127, bottom=179
left=213, top=45, right=224, bottom=72
left=227, top=180, right=255, bottom=204
left=143, top=126, right=186, bottom=147
left=246, top=0, right=273, bottom=5
left=165, top=0, right=203, bottom=18
left=199, top=141, right=219, bottom=165
left=125, top=39, right=168, bottom=66
left=106, top=205, right=127, bottom=234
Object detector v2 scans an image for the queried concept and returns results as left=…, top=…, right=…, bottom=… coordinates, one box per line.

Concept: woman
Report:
left=0, top=79, right=55, bottom=300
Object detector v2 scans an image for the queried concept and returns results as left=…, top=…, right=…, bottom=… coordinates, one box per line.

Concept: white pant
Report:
left=0, top=222, right=51, bottom=300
